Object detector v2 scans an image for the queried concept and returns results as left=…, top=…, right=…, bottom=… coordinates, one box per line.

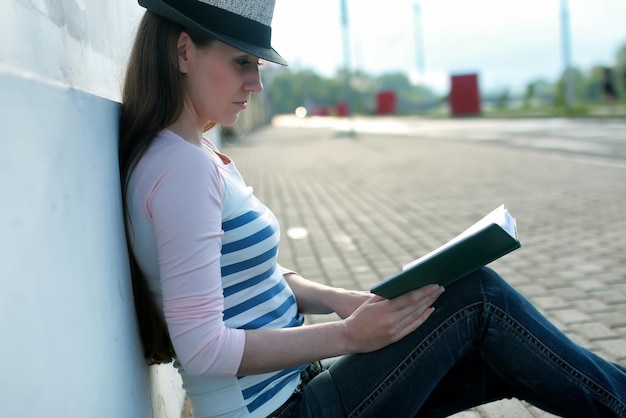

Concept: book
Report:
left=370, top=205, right=520, bottom=299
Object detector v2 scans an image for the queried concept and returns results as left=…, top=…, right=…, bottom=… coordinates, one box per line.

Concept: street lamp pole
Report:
left=560, top=0, right=574, bottom=109
left=340, top=0, right=353, bottom=112
left=339, top=0, right=356, bottom=136
left=413, top=1, right=425, bottom=76
left=340, top=0, right=352, bottom=73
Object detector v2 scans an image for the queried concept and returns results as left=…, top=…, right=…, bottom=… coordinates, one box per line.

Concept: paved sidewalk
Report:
left=224, top=117, right=626, bottom=417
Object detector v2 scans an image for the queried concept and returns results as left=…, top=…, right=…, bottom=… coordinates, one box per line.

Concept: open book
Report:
left=370, top=205, right=520, bottom=299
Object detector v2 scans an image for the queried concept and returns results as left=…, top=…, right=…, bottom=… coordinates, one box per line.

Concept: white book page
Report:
left=456, top=205, right=517, bottom=241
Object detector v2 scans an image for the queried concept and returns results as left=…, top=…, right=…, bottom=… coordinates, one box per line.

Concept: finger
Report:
left=392, top=305, right=437, bottom=340
left=389, top=288, right=443, bottom=331
left=391, top=284, right=444, bottom=310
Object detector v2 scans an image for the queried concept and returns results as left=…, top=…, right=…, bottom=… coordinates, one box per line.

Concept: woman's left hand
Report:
left=332, top=290, right=372, bottom=319
left=284, top=272, right=371, bottom=317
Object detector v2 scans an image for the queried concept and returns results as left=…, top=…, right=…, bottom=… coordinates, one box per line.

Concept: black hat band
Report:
left=162, top=0, right=272, bottom=48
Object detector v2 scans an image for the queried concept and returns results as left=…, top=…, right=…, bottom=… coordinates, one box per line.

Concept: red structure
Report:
left=310, top=106, right=330, bottom=116
left=449, top=74, right=481, bottom=116
left=336, top=101, right=350, bottom=117
left=375, top=91, right=397, bottom=115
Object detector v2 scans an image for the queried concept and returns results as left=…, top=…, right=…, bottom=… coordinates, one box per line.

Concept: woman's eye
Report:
left=236, top=58, right=263, bottom=67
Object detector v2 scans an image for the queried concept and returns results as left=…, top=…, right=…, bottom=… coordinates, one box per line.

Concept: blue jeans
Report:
left=277, top=268, right=626, bottom=417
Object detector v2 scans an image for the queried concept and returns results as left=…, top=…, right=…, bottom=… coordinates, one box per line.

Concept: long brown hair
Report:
left=119, top=11, right=215, bottom=364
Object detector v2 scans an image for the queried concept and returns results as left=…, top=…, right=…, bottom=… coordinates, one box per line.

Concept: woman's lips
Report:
left=233, top=101, right=248, bottom=110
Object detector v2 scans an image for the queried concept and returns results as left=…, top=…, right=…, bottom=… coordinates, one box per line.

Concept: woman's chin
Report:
left=217, top=114, right=240, bottom=127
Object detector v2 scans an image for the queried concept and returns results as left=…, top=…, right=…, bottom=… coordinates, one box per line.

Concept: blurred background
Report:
left=236, top=0, right=626, bottom=125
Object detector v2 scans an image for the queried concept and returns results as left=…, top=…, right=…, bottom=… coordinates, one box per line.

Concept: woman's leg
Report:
left=415, top=347, right=517, bottom=417
left=292, top=267, right=626, bottom=418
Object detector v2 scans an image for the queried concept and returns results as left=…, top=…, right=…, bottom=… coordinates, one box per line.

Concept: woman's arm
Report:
left=282, top=271, right=371, bottom=319
left=141, top=140, right=246, bottom=377
left=238, top=283, right=444, bottom=375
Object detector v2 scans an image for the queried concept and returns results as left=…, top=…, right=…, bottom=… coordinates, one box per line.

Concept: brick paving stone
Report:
left=616, top=326, right=626, bottom=342
left=575, top=322, right=620, bottom=340
left=531, top=296, right=570, bottom=311
left=524, top=403, right=561, bottom=418
left=550, top=286, right=588, bottom=300
left=592, top=311, right=626, bottom=328
left=572, top=263, right=607, bottom=275
left=571, top=298, right=613, bottom=314
left=221, top=118, right=626, bottom=417
left=606, top=293, right=626, bottom=308
left=476, top=399, right=535, bottom=417
left=595, top=339, right=626, bottom=360
left=449, top=411, right=482, bottom=418
left=564, top=332, right=597, bottom=351
left=573, top=279, right=610, bottom=291
left=549, top=308, right=593, bottom=324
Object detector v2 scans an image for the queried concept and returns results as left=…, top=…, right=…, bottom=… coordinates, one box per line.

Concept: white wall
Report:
left=0, top=1, right=185, bottom=417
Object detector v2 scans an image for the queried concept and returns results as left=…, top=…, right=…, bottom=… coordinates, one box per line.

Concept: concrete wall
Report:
left=0, top=1, right=185, bottom=417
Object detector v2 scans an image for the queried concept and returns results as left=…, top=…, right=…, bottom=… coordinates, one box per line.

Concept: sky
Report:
left=270, top=0, right=626, bottom=94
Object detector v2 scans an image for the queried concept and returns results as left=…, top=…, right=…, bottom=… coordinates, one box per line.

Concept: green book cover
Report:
left=371, top=205, right=520, bottom=299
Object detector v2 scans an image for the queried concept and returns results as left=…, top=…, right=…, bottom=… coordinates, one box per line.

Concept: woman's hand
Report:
left=342, top=285, right=445, bottom=353
left=239, top=284, right=444, bottom=375
left=332, top=290, right=372, bottom=319
left=284, top=272, right=372, bottom=316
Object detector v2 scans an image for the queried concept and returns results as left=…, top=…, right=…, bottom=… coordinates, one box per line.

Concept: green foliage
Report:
left=554, top=67, right=586, bottom=107
left=263, top=69, right=341, bottom=115
left=373, top=72, right=439, bottom=113
left=523, top=78, right=555, bottom=108
left=616, top=43, right=626, bottom=69
left=523, top=82, right=535, bottom=109
left=264, top=67, right=441, bottom=116
left=613, top=44, right=626, bottom=100
left=496, top=88, right=511, bottom=109
left=549, top=41, right=626, bottom=108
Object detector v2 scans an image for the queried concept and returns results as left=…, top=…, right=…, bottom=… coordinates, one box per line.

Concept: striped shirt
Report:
left=127, top=130, right=305, bottom=417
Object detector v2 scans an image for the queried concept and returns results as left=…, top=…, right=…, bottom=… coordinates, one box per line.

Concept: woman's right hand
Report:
left=238, top=284, right=445, bottom=375
left=342, top=284, right=445, bottom=353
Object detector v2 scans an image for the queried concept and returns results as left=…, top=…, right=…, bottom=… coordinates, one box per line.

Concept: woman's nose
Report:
left=245, top=68, right=263, bottom=93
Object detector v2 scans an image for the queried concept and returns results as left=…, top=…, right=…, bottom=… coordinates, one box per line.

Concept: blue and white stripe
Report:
left=220, top=203, right=305, bottom=414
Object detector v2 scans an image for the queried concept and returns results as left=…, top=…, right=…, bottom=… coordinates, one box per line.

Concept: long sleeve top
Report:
left=126, top=129, right=305, bottom=417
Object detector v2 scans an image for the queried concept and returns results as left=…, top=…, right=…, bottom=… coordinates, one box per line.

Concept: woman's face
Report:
left=178, top=35, right=263, bottom=127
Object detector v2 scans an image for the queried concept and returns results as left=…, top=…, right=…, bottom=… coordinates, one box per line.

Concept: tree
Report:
left=264, top=69, right=341, bottom=115
left=264, top=68, right=441, bottom=116
left=615, top=43, right=626, bottom=69
left=523, top=82, right=535, bottom=109
left=373, top=72, right=439, bottom=114
left=554, top=66, right=585, bottom=107
left=614, top=42, right=626, bottom=100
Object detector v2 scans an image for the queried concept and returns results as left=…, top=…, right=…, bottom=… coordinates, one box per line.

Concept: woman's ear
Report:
left=177, top=32, right=192, bottom=74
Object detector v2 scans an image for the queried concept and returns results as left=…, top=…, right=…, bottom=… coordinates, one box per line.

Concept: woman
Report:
left=119, top=1, right=626, bottom=417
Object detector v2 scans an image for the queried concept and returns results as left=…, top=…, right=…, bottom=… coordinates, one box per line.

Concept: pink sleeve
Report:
left=146, top=144, right=245, bottom=376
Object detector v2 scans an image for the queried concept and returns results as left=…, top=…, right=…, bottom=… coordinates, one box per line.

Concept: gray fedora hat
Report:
left=138, top=0, right=287, bottom=65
